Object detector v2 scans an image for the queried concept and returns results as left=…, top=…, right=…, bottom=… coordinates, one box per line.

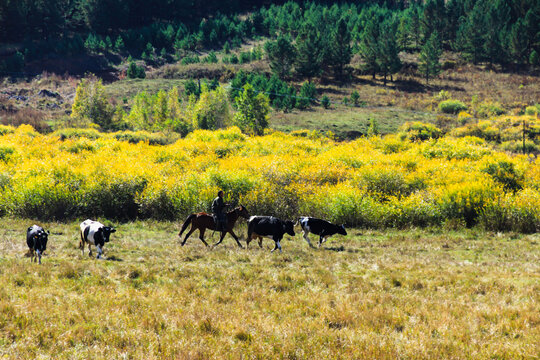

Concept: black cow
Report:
left=247, top=216, right=295, bottom=253
left=298, top=217, right=347, bottom=248
left=79, top=219, right=116, bottom=259
left=26, top=225, right=49, bottom=264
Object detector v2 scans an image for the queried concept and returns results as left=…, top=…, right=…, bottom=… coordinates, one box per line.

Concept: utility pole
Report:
left=523, top=118, right=527, bottom=154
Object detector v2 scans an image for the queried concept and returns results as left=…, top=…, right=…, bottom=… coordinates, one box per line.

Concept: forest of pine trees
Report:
left=0, top=0, right=539, bottom=75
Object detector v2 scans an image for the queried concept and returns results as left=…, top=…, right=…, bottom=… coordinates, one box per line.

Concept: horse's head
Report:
left=236, top=205, right=250, bottom=219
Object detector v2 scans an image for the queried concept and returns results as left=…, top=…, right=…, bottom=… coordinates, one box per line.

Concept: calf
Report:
left=79, top=219, right=116, bottom=259
left=247, top=216, right=295, bottom=253
left=298, top=217, right=347, bottom=248
left=26, top=225, right=49, bottom=264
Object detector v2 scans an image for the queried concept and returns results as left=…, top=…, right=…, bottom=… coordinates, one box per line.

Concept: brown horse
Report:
left=178, top=205, right=250, bottom=248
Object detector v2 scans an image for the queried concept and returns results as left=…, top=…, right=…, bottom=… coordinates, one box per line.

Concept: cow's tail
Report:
left=178, top=214, right=196, bottom=237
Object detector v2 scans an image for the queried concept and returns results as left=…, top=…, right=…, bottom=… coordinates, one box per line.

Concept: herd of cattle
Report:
left=25, top=208, right=347, bottom=264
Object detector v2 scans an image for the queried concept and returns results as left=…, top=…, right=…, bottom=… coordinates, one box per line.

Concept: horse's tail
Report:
left=178, top=214, right=196, bottom=237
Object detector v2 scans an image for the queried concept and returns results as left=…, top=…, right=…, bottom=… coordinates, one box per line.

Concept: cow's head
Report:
left=284, top=220, right=296, bottom=237
left=101, top=226, right=116, bottom=242
left=338, top=224, right=347, bottom=236
left=33, top=229, right=49, bottom=252
left=236, top=205, right=250, bottom=219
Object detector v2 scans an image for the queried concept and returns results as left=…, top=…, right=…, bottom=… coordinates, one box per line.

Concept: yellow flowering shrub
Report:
left=0, top=124, right=538, bottom=232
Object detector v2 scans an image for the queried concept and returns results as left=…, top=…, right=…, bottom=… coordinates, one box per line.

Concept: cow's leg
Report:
left=198, top=228, right=208, bottom=247
left=30, top=249, right=35, bottom=263
left=96, top=245, right=103, bottom=259
left=258, top=237, right=263, bottom=248
left=271, top=240, right=282, bottom=253
left=88, top=244, right=93, bottom=257
left=302, top=230, right=314, bottom=248
left=36, top=249, right=41, bottom=264
left=181, top=227, right=197, bottom=246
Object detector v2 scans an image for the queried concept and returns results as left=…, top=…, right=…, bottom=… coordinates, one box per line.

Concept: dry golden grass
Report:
left=0, top=217, right=538, bottom=359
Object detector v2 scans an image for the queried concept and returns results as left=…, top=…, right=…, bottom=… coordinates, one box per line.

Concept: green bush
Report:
left=0, top=146, right=15, bottom=162
left=439, top=99, right=467, bottom=114
left=525, top=105, right=540, bottom=116
left=321, top=95, right=330, bottom=109
left=399, top=122, right=442, bottom=141
left=483, top=161, right=523, bottom=193
left=296, top=82, right=316, bottom=110
left=476, top=102, right=506, bottom=118
left=127, top=62, right=146, bottom=79
left=55, top=128, right=102, bottom=140
left=113, top=131, right=177, bottom=145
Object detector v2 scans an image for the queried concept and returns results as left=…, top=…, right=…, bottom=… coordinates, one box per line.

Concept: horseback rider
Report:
left=211, top=190, right=228, bottom=231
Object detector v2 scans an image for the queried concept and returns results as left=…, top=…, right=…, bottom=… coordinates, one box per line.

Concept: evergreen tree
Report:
left=295, top=22, right=323, bottom=79
left=419, top=31, right=442, bottom=84
left=421, top=0, right=447, bottom=44
left=360, top=18, right=379, bottom=79
left=328, top=18, right=352, bottom=79
left=264, top=35, right=296, bottom=79
left=508, top=19, right=529, bottom=64
left=396, top=16, right=410, bottom=51
left=377, top=21, right=402, bottom=85
left=455, top=2, right=486, bottom=64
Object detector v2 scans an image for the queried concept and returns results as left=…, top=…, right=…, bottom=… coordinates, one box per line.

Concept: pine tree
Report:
left=360, top=18, right=379, bottom=79
left=396, top=16, right=410, bottom=51
left=455, top=2, right=486, bottom=64
left=508, top=19, right=529, bottom=64
left=265, top=35, right=296, bottom=79
left=294, top=22, right=323, bottom=79
left=328, top=18, right=352, bottom=79
left=377, top=21, right=402, bottom=85
left=419, top=31, right=442, bottom=84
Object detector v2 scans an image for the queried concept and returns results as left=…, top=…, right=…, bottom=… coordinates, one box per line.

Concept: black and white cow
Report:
left=247, top=216, right=296, bottom=253
left=298, top=217, right=347, bottom=248
left=79, top=219, right=116, bottom=259
left=26, top=225, right=49, bottom=264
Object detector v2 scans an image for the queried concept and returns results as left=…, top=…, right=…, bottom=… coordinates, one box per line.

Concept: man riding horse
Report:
left=212, top=190, right=228, bottom=231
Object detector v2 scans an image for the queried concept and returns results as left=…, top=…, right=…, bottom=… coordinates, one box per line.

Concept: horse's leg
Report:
left=198, top=228, right=208, bottom=247
left=181, top=225, right=197, bottom=246
left=228, top=229, right=243, bottom=248
left=212, top=230, right=227, bottom=248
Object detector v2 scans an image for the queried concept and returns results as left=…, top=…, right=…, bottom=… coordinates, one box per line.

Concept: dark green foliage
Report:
left=297, top=82, right=317, bottom=110
left=265, top=35, right=296, bottom=79
left=321, top=95, right=330, bottom=109
left=127, top=62, right=146, bottom=79
left=377, top=21, right=402, bottom=85
left=350, top=91, right=360, bottom=106
left=360, top=18, right=380, bottom=79
left=184, top=79, right=201, bottom=98
left=438, top=99, right=467, bottom=114
left=229, top=71, right=297, bottom=111
left=419, top=31, right=442, bottom=84
left=328, top=18, right=352, bottom=79
left=483, top=161, right=523, bottom=193
left=294, top=22, right=323, bottom=79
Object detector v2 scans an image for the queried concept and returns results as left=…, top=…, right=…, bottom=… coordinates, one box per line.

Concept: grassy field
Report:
left=0, top=217, right=538, bottom=359
left=271, top=106, right=436, bottom=138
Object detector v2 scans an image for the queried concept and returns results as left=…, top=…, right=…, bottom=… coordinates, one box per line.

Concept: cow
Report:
left=247, top=216, right=295, bottom=253
left=26, top=225, right=49, bottom=264
left=297, top=216, right=347, bottom=248
left=79, top=219, right=116, bottom=259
